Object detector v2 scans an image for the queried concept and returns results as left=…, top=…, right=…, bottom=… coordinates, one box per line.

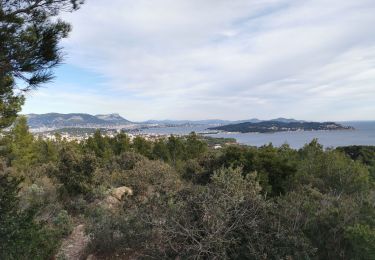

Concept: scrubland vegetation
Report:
left=1, top=116, right=374, bottom=259
left=1, top=1, right=374, bottom=258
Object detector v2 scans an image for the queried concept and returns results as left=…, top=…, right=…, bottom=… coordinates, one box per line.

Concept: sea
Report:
left=140, top=121, right=375, bottom=149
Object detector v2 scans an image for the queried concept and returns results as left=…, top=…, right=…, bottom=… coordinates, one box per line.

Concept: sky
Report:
left=22, top=0, right=375, bottom=121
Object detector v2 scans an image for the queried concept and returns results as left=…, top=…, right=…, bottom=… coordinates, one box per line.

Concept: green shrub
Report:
left=345, top=224, right=375, bottom=259
left=53, top=210, right=74, bottom=237
left=0, top=171, right=61, bottom=259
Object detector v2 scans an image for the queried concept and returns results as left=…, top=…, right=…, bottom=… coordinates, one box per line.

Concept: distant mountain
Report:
left=141, top=118, right=262, bottom=126
left=209, top=120, right=354, bottom=133
left=95, top=113, right=129, bottom=123
left=26, top=113, right=131, bottom=129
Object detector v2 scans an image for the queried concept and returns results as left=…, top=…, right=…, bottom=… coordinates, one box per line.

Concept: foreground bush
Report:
left=0, top=170, right=63, bottom=259
left=87, top=167, right=314, bottom=259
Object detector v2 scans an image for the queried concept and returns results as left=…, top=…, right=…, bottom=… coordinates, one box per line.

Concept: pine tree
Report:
left=0, top=0, right=83, bottom=129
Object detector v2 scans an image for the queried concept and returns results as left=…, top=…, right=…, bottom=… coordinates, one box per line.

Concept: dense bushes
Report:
left=55, top=145, right=97, bottom=196
left=337, top=145, right=375, bottom=180
left=1, top=118, right=374, bottom=259
left=0, top=166, right=70, bottom=259
left=87, top=167, right=314, bottom=259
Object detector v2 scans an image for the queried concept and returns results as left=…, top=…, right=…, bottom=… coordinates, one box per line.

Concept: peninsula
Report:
left=208, top=120, right=354, bottom=133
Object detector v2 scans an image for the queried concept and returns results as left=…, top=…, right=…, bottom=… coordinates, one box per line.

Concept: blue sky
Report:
left=22, top=0, right=375, bottom=121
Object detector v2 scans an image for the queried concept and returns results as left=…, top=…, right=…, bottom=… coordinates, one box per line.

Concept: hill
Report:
left=26, top=113, right=131, bottom=129
left=208, top=120, right=353, bottom=133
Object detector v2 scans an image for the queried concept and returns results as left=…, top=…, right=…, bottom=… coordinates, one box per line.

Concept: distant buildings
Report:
left=35, top=130, right=183, bottom=143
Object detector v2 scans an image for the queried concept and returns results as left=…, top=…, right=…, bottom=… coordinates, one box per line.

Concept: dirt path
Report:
left=56, top=224, right=90, bottom=260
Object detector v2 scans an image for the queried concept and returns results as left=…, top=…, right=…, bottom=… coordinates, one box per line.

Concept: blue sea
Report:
left=140, top=121, right=375, bottom=149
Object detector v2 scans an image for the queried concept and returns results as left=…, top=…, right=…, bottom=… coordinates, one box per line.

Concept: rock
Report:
left=102, top=195, right=120, bottom=209
left=97, top=186, right=133, bottom=210
left=111, top=186, right=133, bottom=201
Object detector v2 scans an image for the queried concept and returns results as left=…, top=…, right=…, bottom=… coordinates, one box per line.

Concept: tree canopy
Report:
left=0, top=0, right=83, bottom=129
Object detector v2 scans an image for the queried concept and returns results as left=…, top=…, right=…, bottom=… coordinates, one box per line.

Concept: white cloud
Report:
left=25, top=0, right=375, bottom=120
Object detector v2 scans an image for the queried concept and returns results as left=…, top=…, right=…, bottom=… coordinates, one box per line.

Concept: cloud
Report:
left=25, top=0, right=375, bottom=120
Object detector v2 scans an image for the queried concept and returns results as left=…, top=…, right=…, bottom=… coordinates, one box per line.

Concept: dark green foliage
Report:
left=32, top=137, right=58, bottom=164
left=296, top=142, right=370, bottom=195
left=345, top=224, right=375, bottom=259
left=338, top=145, right=375, bottom=180
left=277, top=187, right=367, bottom=259
left=0, top=0, right=82, bottom=130
left=55, top=145, right=97, bottom=196
left=185, top=132, right=207, bottom=159
left=110, top=131, right=131, bottom=155
left=0, top=165, right=20, bottom=227
left=255, top=144, right=297, bottom=196
left=132, top=135, right=153, bottom=158
left=84, top=130, right=113, bottom=161
left=53, top=210, right=73, bottom=237
left=218, top=145, right=252, bottom=170
left=215, top=144, right=297, bottom=196
left=180, top=151, right=218, bottom=184
left=337, top=145, right=375, bottom=165
left=0, top=75, right=24, bottom=129
left=152, top=138, right=171, bottom=161
left=0, top=0, right=83, bottom=89
left=166, top=135, right=185, bottom=166
left=6, top=116, right=36, bottom=170
left=0, top=166, right=61, bottom=259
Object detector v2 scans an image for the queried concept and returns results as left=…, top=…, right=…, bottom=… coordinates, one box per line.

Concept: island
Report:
left=208, top=120, right=354, bottom=133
